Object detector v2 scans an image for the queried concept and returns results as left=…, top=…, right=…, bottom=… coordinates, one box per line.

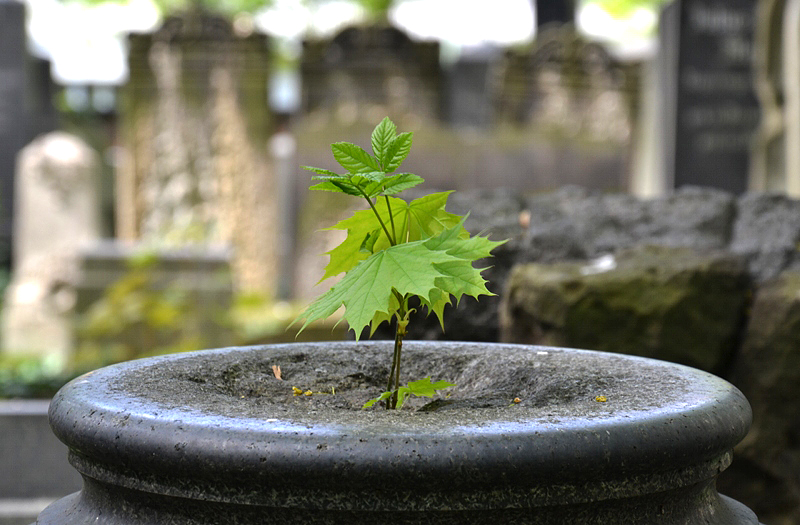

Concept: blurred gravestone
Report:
left=120, top=13, right=276, bottom=294
left=498, top=28, right=635, bottom=144
left=658, top=0, right=759, bottom=194
left=1, top=132, right=101, bottom=360
left=301, top=26, right=441, bottom=122
left=0, top=0, right=27, bottom=271
left=442, top=48, right=498, bottom=130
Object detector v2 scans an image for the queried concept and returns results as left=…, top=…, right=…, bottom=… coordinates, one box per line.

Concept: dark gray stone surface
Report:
left=523, top=186, right=735, bottom=260
left=38, top=342, right=758, bottom=524
left=0, top=1, right=28, bottom=269
left=419, top=186, right=800, bottom=346
left=719, top=270, right=800, bottom=523
left=500, top=245, right=750, bottom=374
left=0, top=400, right=82, bottom=525
left=730, top=192, right=800, bottom=282
left=0, top=401, right=81, bottom=499
left=442, top=186, right=800, bottom=523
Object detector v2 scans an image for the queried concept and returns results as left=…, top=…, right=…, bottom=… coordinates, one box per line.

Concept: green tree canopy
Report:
left=582, top=0, right=671, bottom=19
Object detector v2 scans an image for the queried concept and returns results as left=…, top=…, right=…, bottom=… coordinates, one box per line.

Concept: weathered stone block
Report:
left=522, top=186, right=735, bottom=261
left=721, top=269, right=800, bottom=523
left=500, top=245, right=750, bottom=373
left=72, top=241, right=235, bottom=363
left=121, top=13, right=276, bottom=294
left=731, top=193, right=800, bottom=282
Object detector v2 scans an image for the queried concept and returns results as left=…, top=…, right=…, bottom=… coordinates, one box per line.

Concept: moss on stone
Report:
left=502, top=246, right=751, bottom=373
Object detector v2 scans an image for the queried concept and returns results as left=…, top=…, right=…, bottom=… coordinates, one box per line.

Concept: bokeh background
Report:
left=4, top=0, right=800, bottom=522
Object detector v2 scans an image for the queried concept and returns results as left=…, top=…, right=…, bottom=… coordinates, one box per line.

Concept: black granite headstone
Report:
left=0, top=0, right=27, bottom=269
left=659, top=0, right=759, bottom=194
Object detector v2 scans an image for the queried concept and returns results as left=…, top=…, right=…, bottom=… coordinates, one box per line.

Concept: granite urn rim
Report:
left=46, top=342, right=752, bottom=509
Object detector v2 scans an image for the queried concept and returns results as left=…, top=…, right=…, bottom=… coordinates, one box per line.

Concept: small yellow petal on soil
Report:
left=292, top=386, right=303, bottom=396
left=513, top=397, right=522, bottom=404
left=595, top=395, right=607, bottom=402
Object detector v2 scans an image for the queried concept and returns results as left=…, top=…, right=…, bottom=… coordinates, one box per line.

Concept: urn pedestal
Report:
left=36, top=342, right=761, bottom=524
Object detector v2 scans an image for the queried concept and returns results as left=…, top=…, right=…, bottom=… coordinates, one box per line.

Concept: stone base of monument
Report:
left=71, top=240, right=235, bottom=356
left=0, top=401, right=81, bottom=525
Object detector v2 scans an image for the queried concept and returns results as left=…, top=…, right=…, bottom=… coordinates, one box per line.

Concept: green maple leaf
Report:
left=405, top=377, right=456, bottom=398
left=383, top=132, right=413, bottom=172
left=319, top=191, right=464, bottom=282
left=302, top=118, right=423, bottom=200
left=331, top=142, right=381, bottom=173
left=370, top=116, right=414, bottom=172
left=363, top=377, right=456, bottom=410
left=295, top=222, right=501, bottom=338
left=295, top=239, right=459, bottom=337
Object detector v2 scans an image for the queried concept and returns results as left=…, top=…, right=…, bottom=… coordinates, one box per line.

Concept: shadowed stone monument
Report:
left=0, top=0, right=28, bottom=270
left=657, top=0, right=759, bottom=194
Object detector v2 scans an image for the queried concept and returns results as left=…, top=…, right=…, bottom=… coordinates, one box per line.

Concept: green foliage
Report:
left=69, top=0, right=271, bottom=17
left=75, top=254, right=230, bottom=368
left=294, top=117, right=506, bottom=409
left=363, top=377, right=456, bottom=410
left=0, top=354, right=76, bottom=399
left=585, top=0, right=670, bottom=19
left=357, top=0, right=395, bottom=18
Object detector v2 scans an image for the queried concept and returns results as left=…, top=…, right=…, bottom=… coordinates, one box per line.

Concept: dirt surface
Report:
left=114, top=342, right=704, bottom=428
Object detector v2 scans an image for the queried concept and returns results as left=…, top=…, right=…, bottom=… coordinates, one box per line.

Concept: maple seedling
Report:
left=294, top=117, right=505, bottom=409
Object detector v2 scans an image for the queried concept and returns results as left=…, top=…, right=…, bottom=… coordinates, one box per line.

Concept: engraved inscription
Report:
left=670, top=0, right=759, bottom=192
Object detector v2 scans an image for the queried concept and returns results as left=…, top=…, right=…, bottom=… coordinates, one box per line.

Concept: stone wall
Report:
left=401, top=185, right=800, bottom=524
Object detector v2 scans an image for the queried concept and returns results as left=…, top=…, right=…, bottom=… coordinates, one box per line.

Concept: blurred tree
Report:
left=65, top=0, right=399, bottom=20
left=581, top=0, right=671, bottom=19
left=358, top=0, right=393, bottom=18
left=530, top=0, right=672, bottom=30
left=67, top=0, right=269, bottom=17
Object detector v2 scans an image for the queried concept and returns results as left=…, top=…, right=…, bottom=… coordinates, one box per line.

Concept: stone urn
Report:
left=35, top=341, right=761, bottom=524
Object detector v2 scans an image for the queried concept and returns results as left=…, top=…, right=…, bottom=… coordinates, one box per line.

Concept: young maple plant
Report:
left=294, top=117, right=505, bottom=409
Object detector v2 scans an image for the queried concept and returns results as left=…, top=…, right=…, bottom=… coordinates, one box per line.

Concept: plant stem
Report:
left=385, top=195, right=397, bottom=244
left=387, top=291, right=408, bottom=409
left=361, top=192, right=396, bottom=246
left=387, top=324, right=401, bottom=409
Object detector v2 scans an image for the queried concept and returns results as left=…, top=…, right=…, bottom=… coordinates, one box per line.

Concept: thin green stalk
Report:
left=386, top=291, right=408, bottom=409
left=360, top=191, right=396, bottom=246
left=384, top=195, right=397, bottom=245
